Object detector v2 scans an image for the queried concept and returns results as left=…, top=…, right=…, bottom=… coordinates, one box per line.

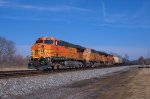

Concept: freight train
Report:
left=28, top=37, right=122, bottom=70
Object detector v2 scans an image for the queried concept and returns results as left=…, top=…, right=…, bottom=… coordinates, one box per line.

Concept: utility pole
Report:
left=147, top=46, right=150, bottom=59
left=147, top=50, right=149, bottom=59
left=146, top=45, right=150, bottom=65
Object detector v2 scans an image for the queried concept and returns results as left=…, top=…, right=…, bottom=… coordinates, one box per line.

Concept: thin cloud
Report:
left=0, top=0, right=8, bottom=4
left=94, top=23, right=150, bottom=29
left=0, top=15, right=66, bottom=22
left=101, top=0, right=106, bottom=17
left=104, top=13, right=127, bottom=23
left=97, top=1, right=150, bottom=29
left=101, top=0, right=127, bottom=23
left=100, top=0, right=150, bottom=27
left=0, top=1, right=90, bottom=12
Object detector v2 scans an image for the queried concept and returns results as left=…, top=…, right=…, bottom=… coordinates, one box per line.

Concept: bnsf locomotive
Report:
left=28, top=37, right=122, bottom=70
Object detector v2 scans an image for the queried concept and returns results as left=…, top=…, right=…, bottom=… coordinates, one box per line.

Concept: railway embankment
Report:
left=0, top=65, right=138, bottom=98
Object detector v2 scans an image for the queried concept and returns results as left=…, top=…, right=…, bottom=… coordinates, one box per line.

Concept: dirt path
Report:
left=14, top=68, right=150, bottom=99
left=126, top=68, right=150, bottom=99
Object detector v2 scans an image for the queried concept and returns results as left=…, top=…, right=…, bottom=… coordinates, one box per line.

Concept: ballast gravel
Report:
left=0, top=65, right=138, bottom=98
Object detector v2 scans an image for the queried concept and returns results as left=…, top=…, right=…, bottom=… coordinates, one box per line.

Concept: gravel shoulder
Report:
left=0, top=65, right=138, bottom=99
left=22, top=67, right=150, bottom=99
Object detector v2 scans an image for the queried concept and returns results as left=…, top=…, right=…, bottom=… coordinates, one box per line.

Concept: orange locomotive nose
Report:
left=31, top=37, right=55, bottom=59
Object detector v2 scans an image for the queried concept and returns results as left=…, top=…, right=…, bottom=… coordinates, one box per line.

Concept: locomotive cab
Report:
left=28, top=37, right=58, bottom=70
left=31, top=37, right=55, bottom=58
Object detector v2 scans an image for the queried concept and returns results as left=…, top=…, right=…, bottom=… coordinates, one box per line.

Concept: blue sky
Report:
left=0, top=0, right=150, bottom=60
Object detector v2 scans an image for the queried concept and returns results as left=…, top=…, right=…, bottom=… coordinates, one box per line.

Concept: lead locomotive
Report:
left=28, top=37, right=122, bottom=70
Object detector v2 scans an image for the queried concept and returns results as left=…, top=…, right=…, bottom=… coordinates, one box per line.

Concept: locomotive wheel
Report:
left=58, top=65, right=62, bottom=69
left=54, top=65, right=58, bottom=70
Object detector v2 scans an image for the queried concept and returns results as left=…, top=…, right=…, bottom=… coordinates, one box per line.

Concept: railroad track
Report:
left=0, top=70, right=43, bottom=79
left=0, top=68, right=95, bottom=79
left=0, top=65, right=131, bottom=79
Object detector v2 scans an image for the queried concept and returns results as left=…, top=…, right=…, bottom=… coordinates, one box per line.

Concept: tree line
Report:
left=0, top=36, right=26, bottom=67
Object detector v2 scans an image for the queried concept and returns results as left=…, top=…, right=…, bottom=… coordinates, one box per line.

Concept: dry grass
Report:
left=0, top=64, right=29, bottom=71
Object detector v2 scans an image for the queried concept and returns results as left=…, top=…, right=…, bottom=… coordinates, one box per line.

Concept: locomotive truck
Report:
left=28, top=37, right=122, bottom=70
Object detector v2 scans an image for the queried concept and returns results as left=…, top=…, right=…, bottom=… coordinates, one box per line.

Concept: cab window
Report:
left=36, top=40, right=43, bottom=44
left=86, top=49, right=91, bottom=53
left=44, top=40, right=53, bottom=44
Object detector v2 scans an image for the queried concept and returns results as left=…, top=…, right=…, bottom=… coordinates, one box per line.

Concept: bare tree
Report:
left=0, top=37, right=8, bottom=62
left=0, top=37, right=6, bottom=62
left=0, top=36, right=27, bottom=67
left=6, top=41, right=16, bottom=62
left=124, top=54, right=129, bottom=60
left=0, top=36, right=16, bottom=64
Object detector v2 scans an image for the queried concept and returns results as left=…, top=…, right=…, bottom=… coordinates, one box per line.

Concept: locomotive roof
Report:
left=37, top=37, right=111, bottom=55
left=97, top=51, right=108, bottom=55
left=91, top=49, right=107, bottom=55
left=59, top=40, right=86, bottom=50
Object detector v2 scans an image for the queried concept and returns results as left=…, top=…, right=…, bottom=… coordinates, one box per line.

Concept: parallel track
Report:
left=0, top=70, right=43, bottom=79
left=0, top=65, right=130, bottom=79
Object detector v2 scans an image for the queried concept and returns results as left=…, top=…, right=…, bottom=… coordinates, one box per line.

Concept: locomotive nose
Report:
left=38, top=44, right=44, bottom=48
left=41, top=45, right=44, bottom=48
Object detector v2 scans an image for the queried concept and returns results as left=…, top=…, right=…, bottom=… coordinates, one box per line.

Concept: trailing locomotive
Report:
left=28, top=37, right=122, bottom=70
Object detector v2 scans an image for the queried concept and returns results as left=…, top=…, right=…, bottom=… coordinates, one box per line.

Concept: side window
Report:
left=57, top=41, right=64, bottom=46
left=44, top=40, right=53, bottom=44
left=86, top=49, right=91, bottom=53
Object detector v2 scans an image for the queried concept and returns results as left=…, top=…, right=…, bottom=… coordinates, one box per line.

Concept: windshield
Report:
left=85, top=49, right=91, bottom=53
left=44, top=40, right=53, bottom=44
left=36, top=40, right=43, bottom=44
